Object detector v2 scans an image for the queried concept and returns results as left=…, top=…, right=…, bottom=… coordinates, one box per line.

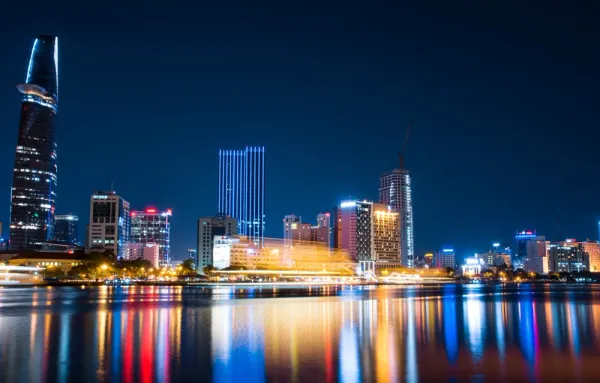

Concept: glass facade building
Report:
left=218, top=147, right=265, bottom=246
left=379, top=168, right=414, bottom=267
left=130, top=208, right=172, bottom=267
left=9, top=35, right=59, bottom=250
left=53, top=214, right=79, bottom=245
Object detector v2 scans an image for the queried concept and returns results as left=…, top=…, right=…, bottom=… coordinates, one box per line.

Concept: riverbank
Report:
left=0, top=279, right=589, bottom=288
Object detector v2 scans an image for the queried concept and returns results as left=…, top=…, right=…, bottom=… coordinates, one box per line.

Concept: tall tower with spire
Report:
left=9, top=35, right=59, bottom=249
left=378, top=126, right=414, bottom=267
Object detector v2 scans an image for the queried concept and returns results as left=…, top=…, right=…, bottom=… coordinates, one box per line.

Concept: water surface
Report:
left=1, top=284, right=599, bottom=382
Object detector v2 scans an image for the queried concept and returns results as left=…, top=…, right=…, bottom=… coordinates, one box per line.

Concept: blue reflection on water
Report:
left=495, top=300, right=505, bottom=362
left=213, top=305, right=265, bottom=383
left=518, top=297, right=535, bottom=369
left=339, top=321, right=360, bottom=383
left=111, top=311, right=121, bottom=381
left=58, top=313, right=71, bottom=383
left=443, top=296, right=458, bottom=364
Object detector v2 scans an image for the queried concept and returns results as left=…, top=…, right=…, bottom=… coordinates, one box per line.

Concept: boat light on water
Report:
left=0, top=265, right=45, bottom=286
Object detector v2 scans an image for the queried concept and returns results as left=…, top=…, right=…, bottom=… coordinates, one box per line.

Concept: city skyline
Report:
left=0, top=3, right=598, bottom=260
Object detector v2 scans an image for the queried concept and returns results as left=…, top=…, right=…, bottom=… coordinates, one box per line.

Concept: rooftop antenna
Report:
left=399, top=124, right=411, bottom=169
left=110, top=181, right=114, bottom=193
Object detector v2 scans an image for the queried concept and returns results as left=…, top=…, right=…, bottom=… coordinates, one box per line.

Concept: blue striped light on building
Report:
left=218, top=147, right=265, bottom=246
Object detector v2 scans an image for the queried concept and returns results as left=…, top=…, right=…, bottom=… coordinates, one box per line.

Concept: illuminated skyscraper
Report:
left=9, top=35, right=59, bottom=250
left=53, top=214, right=79, bottom=245
left=218, top=147, right=265, bottom=245
left=379, top=168, right=414, bottom=267
left=130, top=208, right=172, bottom=267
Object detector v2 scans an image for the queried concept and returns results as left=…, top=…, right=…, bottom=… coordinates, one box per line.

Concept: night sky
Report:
left=1, top=2, right=598, bottom=261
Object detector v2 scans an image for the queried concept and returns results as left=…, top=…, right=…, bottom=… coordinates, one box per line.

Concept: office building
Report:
left=217, top=147, right=265, bottom=245
left=197, top=215, right=238, bottom=271
left=379, top=168, right=414, bottom=267
left=582, top=242, right=600, bottom=272
left=283, top=213, right=331, bottom=247
left=424, top=253, right=434, bottom=267
left=515, top=230, right=536, bottom=269
left=123, top=242, right=159, bottom=268
left=435, top=248, right=456, bottom=269
left=333, top=201, right=400, bottom=273
left=334, top=201, right=370, bottom=261
left=53, top=214, right=79, bottom=245
left=283, top=214, right=301, bottom=244
left=283, top=215, right=311, bottom=242
left=523, top=236, right=549, bottom=274
left=313, top=213, right=331, bottom=247
left=188, top=248, right=197, bottom=267
left=87, top=191, right=130, bottom=258
left=480, top=251, right=495, bottom=267
left=130, top=208, right=172, bottom=267
left=9, top=36, right=59, bottom=250
left=0, top=222, right=5, bottom=250
left=548, top=241, right=589, bottom=273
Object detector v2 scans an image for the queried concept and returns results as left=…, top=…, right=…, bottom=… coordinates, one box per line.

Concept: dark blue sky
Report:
left=1, top=1, right=598, bottom=260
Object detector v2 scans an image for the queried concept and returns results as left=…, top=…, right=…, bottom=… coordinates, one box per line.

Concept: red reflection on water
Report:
left=123, top=313, right=133, bottom=383
left=141, top=311, right=154, bottom=383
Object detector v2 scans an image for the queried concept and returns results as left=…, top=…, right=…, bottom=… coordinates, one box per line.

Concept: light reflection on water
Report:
left=1, top=285, right=600, bottom=382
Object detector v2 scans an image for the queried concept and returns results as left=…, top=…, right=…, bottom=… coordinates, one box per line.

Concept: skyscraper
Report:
left=379, top=168, right=414, bottom=267
left=217, top=147, right=265, bottom=245
left=130, top=208, right=172, bottom=267
left=53, top=214, right=79, bottom=245
left=9, top=36, right=59, bottom=250
left=87, top=191, right=130, bottom=258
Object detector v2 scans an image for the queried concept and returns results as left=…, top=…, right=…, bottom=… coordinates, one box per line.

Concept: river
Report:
left=1, top=284, right=599, bottom=382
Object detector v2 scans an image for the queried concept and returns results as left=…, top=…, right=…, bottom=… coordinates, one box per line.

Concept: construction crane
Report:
left=399, top=124, right=411, bottom=169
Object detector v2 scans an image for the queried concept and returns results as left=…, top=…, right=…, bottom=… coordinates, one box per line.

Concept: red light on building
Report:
left=166, top=209, right=172, bottom=215
left=131, top=212, right=136, bottom=217
left=146, top=208, right=156, bottom=213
